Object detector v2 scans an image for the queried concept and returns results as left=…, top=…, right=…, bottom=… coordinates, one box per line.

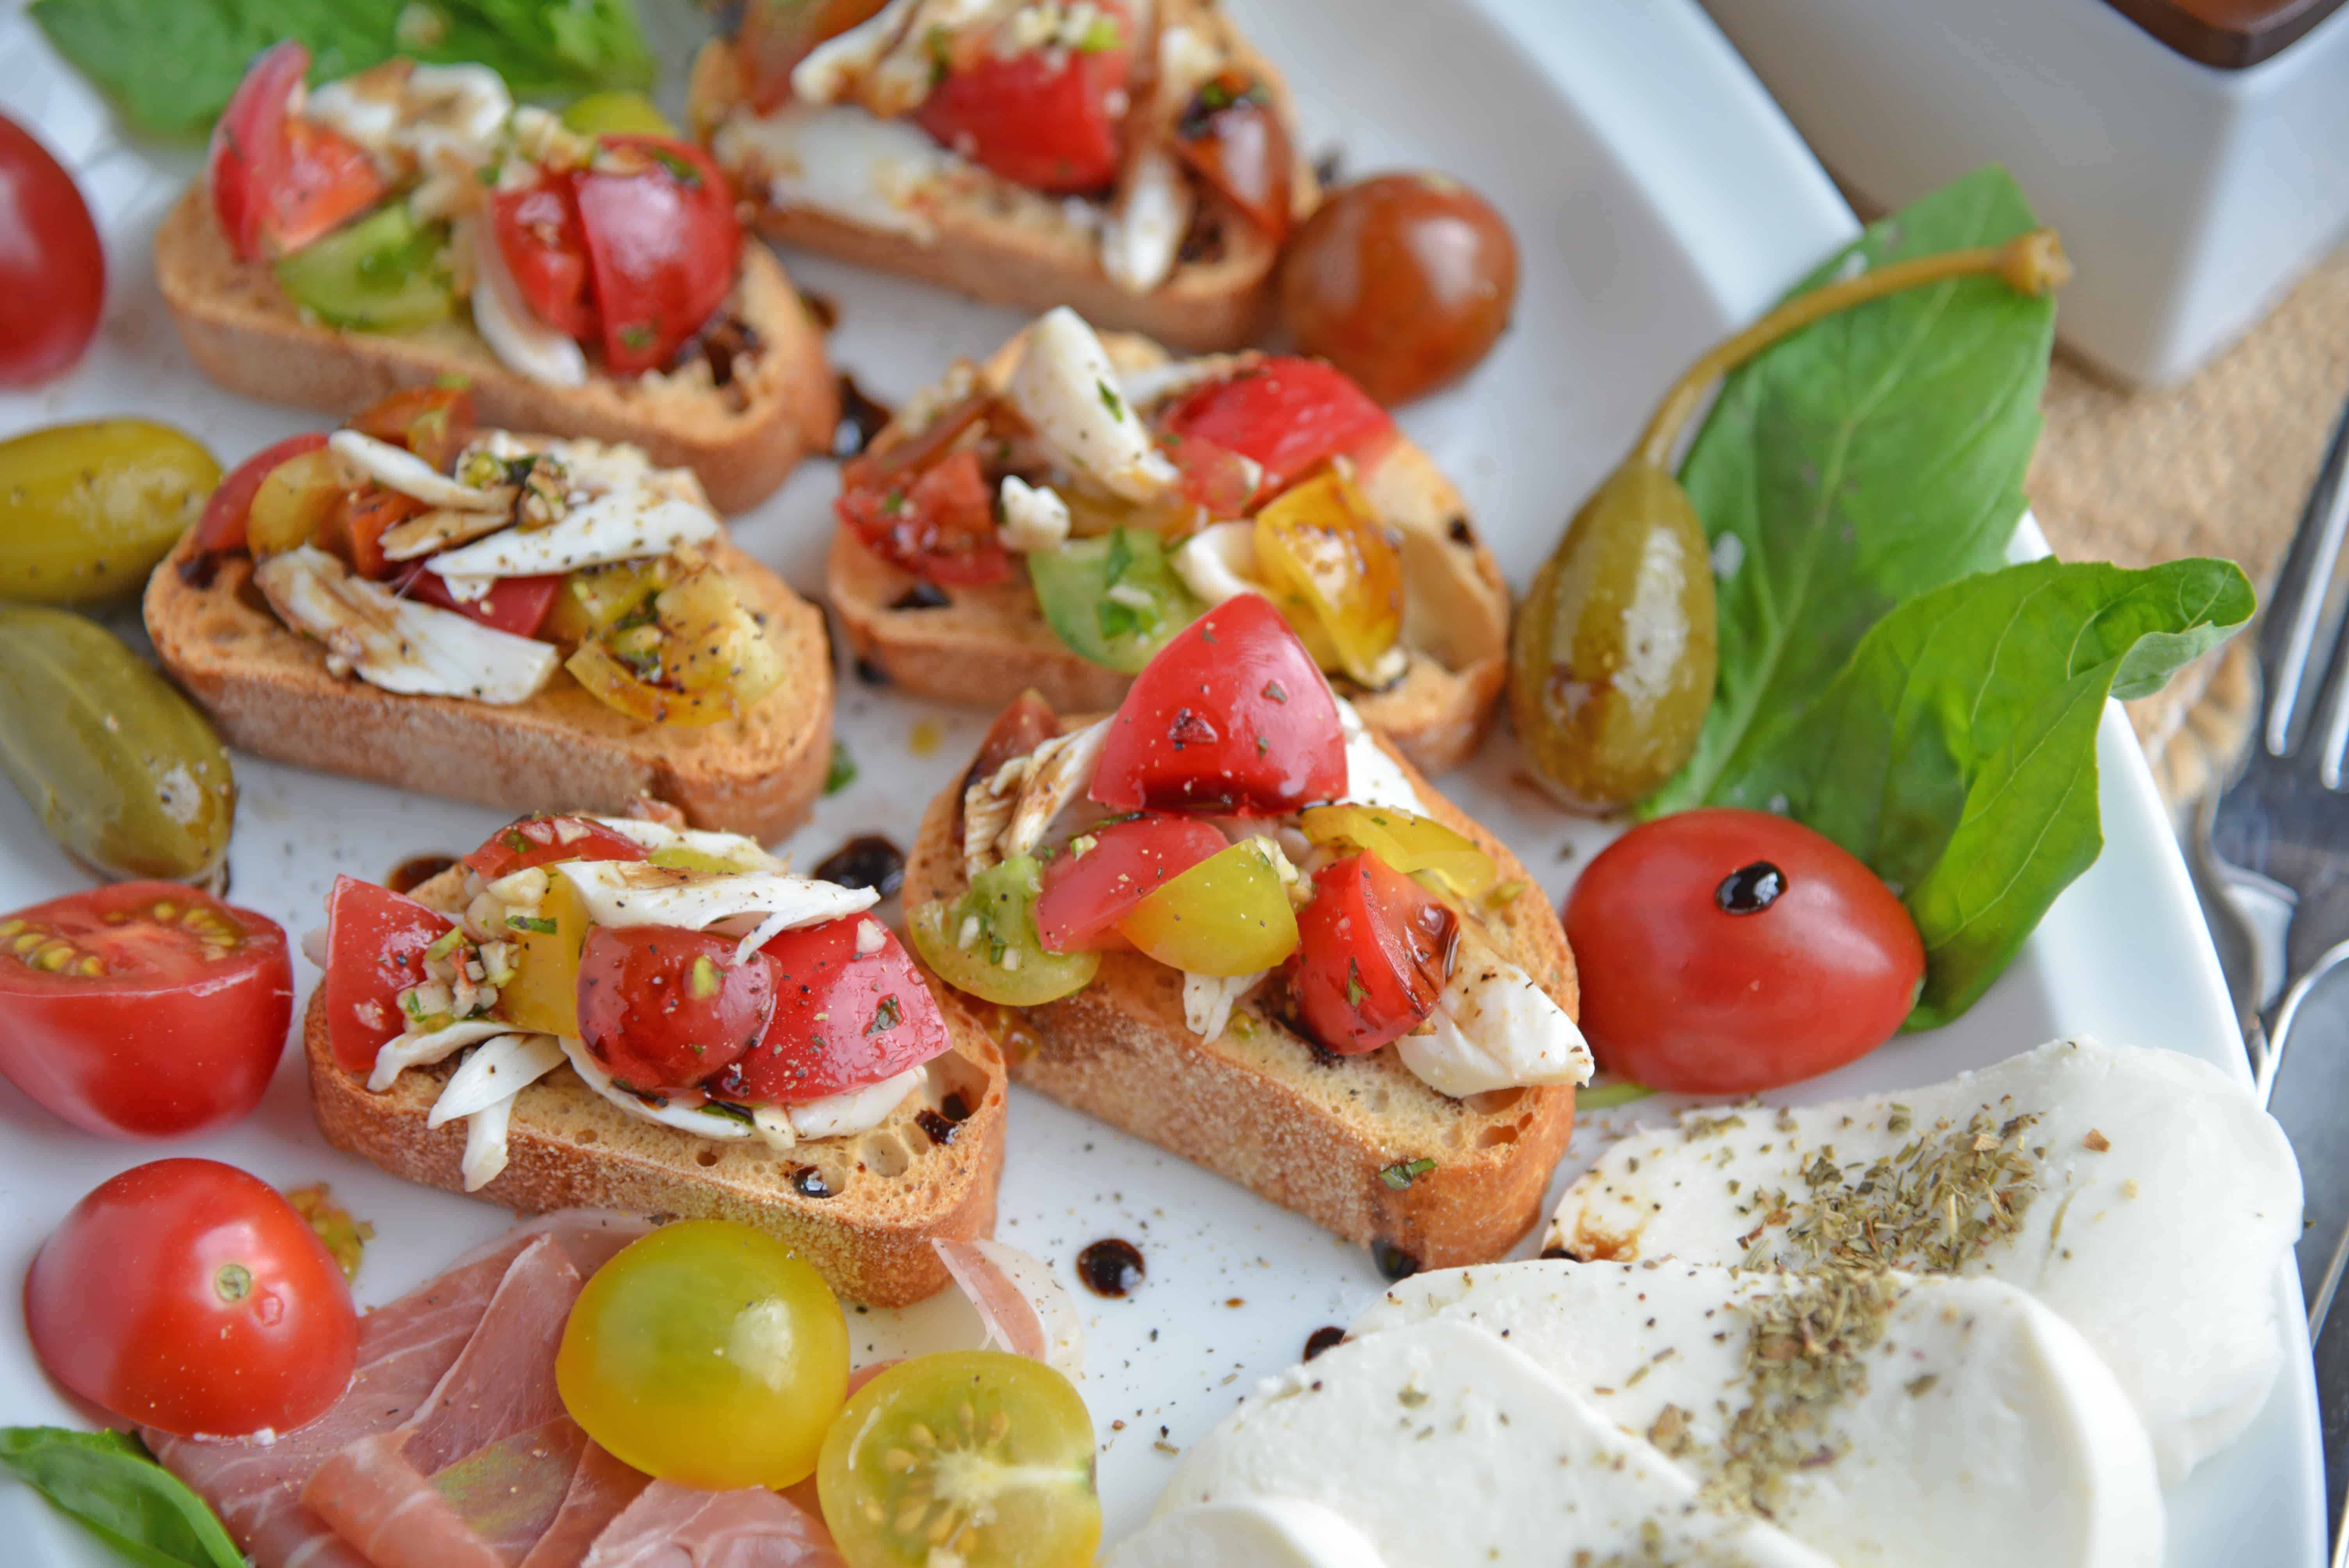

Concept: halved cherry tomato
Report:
left=914, top=5, right=1132, bottom=194
left=1297, top=804, right=1495, bottom=899
left=1161, top=358, right=1395, bottom=499
left=715, top=916, right=951, bottom=1103
left=348, top=385, right=477, bottom=471
left=1291, top=852, right=1454, bottom=1055
left=908, top=856, right=1099, bottom=1008
left=337, top=485, right=426, bottom=580
left=738, top=0, right=893, bottom=112
left=27, top=1159, right=358, bottom=1439
left=1253, top=466, right=1403, bottom=684
left=194, top=432, right=330, bottom=552
left=836, top=448, right=1009, bottom=585
left=401, top=567, right=565, bottom=638
left=1035, top=814, right=1227, bottom=953
left=0, top=884, right=291, bottom=1138
left=0, top=115, right=104, bottom=387
left=1118, top=838, right=1299, bottom=976
left=1564, top=808, right=1925, bottom=1094
left=496, top=875, right=590, bottom=1038
left=207, top=42, right=386, bottom=262
left=573, top=136, right=739, bottom=374
left=1091, top=593, right=1346, bottom=816
left=1171, top=72, right=1293, bottom=240
left=491, top=177, right=598, bottom=342
left=323, top=875, right=453, bottom=1076
left=465, top=814, right=652, bottom=880
left=577, top=927, right=776, bottom=1092
left=1160, top=429, right=1258, bottom=518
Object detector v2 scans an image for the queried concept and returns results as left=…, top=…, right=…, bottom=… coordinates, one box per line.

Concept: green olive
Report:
left=0, top=607, right=234, bottom=887
left=0, top=421, right=221, bottom=604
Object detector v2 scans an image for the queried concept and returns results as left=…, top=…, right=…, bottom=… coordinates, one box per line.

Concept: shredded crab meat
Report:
left=966, top=718, right=1112, bottom=875
left=1183, top=969, right=1267, bottom=1042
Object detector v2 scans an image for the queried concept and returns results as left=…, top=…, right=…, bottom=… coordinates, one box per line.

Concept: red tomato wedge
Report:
left=1161, top=429, right=1260, bottom=517
left=577, top=927, right=776, bottom=1092
left=338, top=485, right=426, bottom=580
left=464, top=815, right=652, bottom=880
left=1290, top=852, right=1454, bottom=1055
left=836, top=447, right=1009, bottom=585
left=491, top=177, right=598, bottom=342
left=27, top=1160, right=358, bottom=1440
left=1035, top=814, right=1228, bottom=953
left=1160, top=357, right=1395, bottom=498
left=738, top=0, right=893, bottom=111
left=572, top=136, right=739, bottom=374
left=914, top=7, right=1132, bottom=194
left=401, top=567, right=564, bottom=638
left=347, top=385, right=476, bottom=471
left=194, top=432, right=329, bottom=552
left=1091, top=593, right=1346, bottom=816
left=207, top=42, right=385, bottom=262
left=713, top=917, right=951, bottom=1104
left=323, top=875, right=453, bottom=1076
left=0, top=884, right=291, bottom=1139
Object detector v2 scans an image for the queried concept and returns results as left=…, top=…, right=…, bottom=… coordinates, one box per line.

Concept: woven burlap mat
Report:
left=2027, top=248, right=2349, bottom=814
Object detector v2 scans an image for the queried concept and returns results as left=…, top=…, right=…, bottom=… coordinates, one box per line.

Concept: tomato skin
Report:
left=0, top=885, right=291, bottom=1139
left=1565, top=808, right=1925, bottom=1094
left=194, top=433, right=330, bottom=552
left=714, top=917, right=952, bottom=1103
left=914, top=9, right=1132, bottom=194
left=207, top=42, right=385, bottom=262
left=1035, top=814, right=1228, bottom=953
left=576, top=927, right=777, bottom=1092
left=337, top=485, right=425, bottom=579
left=492, top=178, right=598, bottom=342
left=463, top=815, right=650, bottom=881
left=1091, top=593, right=1347, bottom=816
left=399, top=567, right=563, bottom=638
left=572, top=137, right=739, bottom=374
left=1161, top=358, right=1396, bottom=499
left=347, top=386, right=476, bottom=471
left=323, top=875, right=453, bottom=1077
left=0, top=116, right=104, bottom=387
left=26, top=1159, right=358, bottom=1439
left=1290, top=853, right=1453, bottom=1054
left=836, top=448, right=1009, bottom=585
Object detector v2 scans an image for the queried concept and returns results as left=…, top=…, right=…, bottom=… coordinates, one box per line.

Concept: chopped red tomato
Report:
left=715, top=917, right=951, bottom=1104
left=323, top=875, right=453, bottom=1076
left=573, top=136, right=739, bottom=374
left=338, top=485, right=426, bottom=579
left=1170, top=72, right=1293, bottom=241
left=348, top=385, right=477, bottom=470
left=0, top=884, right=292, bottom=1139
left=194, top=432, right=329, bottom=552
left=491, top=177, right=598, bottom=341
left=402, top=568, right=564, bottom=638
left=1035, top=814, right=1229, bottom=953
left=1161, top=429, right=1259, bottom=517
left=836, top=448, right=1009, bottom=584
left=1161, top=358, right=1395, bottom=498
left=207, top=42, right=386, bottom=262
left=577, top=927, right=776, bottom=1092
left=914, top=5, right=1132, bottom=194
left=1091, top=593, right=1346, bottom=816
left=1290, top=852, right=1454, bottom=1054
left=464, top=815, right=652, bottom=881
left=738, top=0, right=893, bottom=112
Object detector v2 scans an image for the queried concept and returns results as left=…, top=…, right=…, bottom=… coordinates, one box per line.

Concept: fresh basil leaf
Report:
left=1649, top=166, right=2057, bottom=813
left=1717, top=556, right=2253, bottom=1027
left=0, top=1426, right=242, bottom=1568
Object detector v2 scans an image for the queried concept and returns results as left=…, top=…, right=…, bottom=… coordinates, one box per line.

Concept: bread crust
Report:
left=303, top=971, right=1007, bottom=1308
left=152, top=185, right=836, bottom=514
left=902, top=704, right=1580, bottom=1272
left=144, top=529, right=833, bottom=841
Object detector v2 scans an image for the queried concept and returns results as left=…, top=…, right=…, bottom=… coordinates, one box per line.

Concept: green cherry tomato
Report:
left=555, top=1219, right=849, bottom=1489
left=272, top=203, right=455, bottom=331
left=1025, top=527, right=1203, bottom=674
left=907, top=855, right=1100, bottom=1007
left=818, top=1350, right=1101, bottom=1568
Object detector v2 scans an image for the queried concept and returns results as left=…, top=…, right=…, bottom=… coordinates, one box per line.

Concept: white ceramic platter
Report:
left=0, top=0, right=2320, bottom=1561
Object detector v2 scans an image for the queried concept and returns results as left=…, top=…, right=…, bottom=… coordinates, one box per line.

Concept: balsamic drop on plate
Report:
left=1076, top=1238, right=1147, bottom=1297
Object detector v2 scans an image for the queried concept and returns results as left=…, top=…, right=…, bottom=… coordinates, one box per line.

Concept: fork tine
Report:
left=2311, top=462, right=2349, bottom=786
left=2268, top=404, right=2349, bottom=757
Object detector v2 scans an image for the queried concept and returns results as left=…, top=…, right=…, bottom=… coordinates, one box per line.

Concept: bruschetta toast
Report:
left=898, top=597, right=1586, bottom=1272
left=155, top=45, right=834, bottom=513
left=690, top=0, right=1316, bottom=349
left=308, top=829, right=1007, bottom=1307
left=144, top=392, right=832, bottom=839
left=829, top=309, right=1511, bottom=776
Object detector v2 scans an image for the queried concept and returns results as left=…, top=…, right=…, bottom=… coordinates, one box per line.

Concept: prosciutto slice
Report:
left=579, top=1481, right=847, bottom=1568
left=519, top=1443, right=653, bottom=1568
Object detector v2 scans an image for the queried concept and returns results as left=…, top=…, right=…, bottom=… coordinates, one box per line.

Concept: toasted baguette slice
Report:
left=304, top=868, right=1006, bottom=1307
left=831, top=331, right=1512, bottom=776
left=146, top=526, right=833, bottom=841
left=902, top=699, right=1580, bottom=1273
left=153, top=186, right=836, bottom=513
left=687, top=0, right=1315, bottom=351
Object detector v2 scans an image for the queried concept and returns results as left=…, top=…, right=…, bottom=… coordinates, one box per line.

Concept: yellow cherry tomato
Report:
left=1297, top=804, right=1498, bottom=899
left=1252, top=466, right=1403, bottom=685
left=1117, top=838, right=1299, bottom=976
left=556, top=1220, right=849, bottom=1490
left=818, top=1351, right=1100, bottom=1568
left=495, top=875, right=588, bottom=1036
left=242, top=448, right=348, bottom=558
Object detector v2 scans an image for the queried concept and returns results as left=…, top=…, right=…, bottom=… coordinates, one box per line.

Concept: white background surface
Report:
left=0, top=0, right=2320, bottom=1561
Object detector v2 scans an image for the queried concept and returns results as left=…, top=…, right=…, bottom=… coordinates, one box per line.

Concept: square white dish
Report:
left=0, top=0, right=2321, bottom=1561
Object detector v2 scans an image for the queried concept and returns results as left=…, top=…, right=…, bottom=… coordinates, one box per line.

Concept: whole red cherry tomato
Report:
left=713, top=916, right=952, bottom=1104
left=1290, top=852, right=1454, bottom=1054
left=1565, top=808, right=1923, bottom=1094
left=0, top=115, right=104, bottom=387
left=576, top=926, right=778, bottom=1092
left=26, top=1159, right=358, bottom=1439
left=0, top=884, right=292, bottom=1139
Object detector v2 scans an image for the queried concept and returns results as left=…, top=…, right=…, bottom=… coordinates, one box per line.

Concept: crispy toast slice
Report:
left=145, top=527, right=833, bottom=841
left=829, top=330, right=1512, bottom=776
left=901, top=699, right=1580, bottom=1273
left=153, top=185, right=837, bottom=513
left=304, top=871, right=1005, bottom=1306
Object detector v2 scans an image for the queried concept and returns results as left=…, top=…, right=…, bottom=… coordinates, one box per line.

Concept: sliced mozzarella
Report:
left=1109, top=1499, right=1386, bottom=1568
left=786, top=1066, right=924, bottom=1139
left=1156, top=1318, right=1830, bottom=1568
left=1171, top=522, right=1265, bottom=608
left=426, top=490, right=720, bottom=593
left=1394, top=945, right=1589, bottom=1098
left=1157, top=22, right=1226, bottom=87
left=586, top=816, right=789, bottom=873
left=1120, top=354, right=1253, bottom=417
left=549, top=862, right=877, bottom=965
left=1101, top=145, right=1191, bottom=297
left=304, top=75, right=403, bottom=159
left=253, top=545, right=560, bottom=705
left=460, top=1093, right=517, bottom=1192
left=399, top=64, right=512, bottom=169
left=1333, top=699, right=1420, bottom=813
left=1546, top=1037, right=2302, bottom=1484
left=1359, top=1260, right=2163, bottom=1568
left=1005, top=308, right=1179, bottom=502
left=368, top=1017, right=511, bottom=1093
left=328, top=430, right=515, bottom=512
left=428, top=1033, right=567, bottom=1127
left=1182, top=969, right=1265, bottom=1042
left=559, top=1034, right=760, bottom=1141
left=790, top=0, right=942, bottom=110
left=715, top=106, right=952, bottom=242
left=998, top=476, right=1073, bottom=552
left=470, top=216, right=588, bottom=388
